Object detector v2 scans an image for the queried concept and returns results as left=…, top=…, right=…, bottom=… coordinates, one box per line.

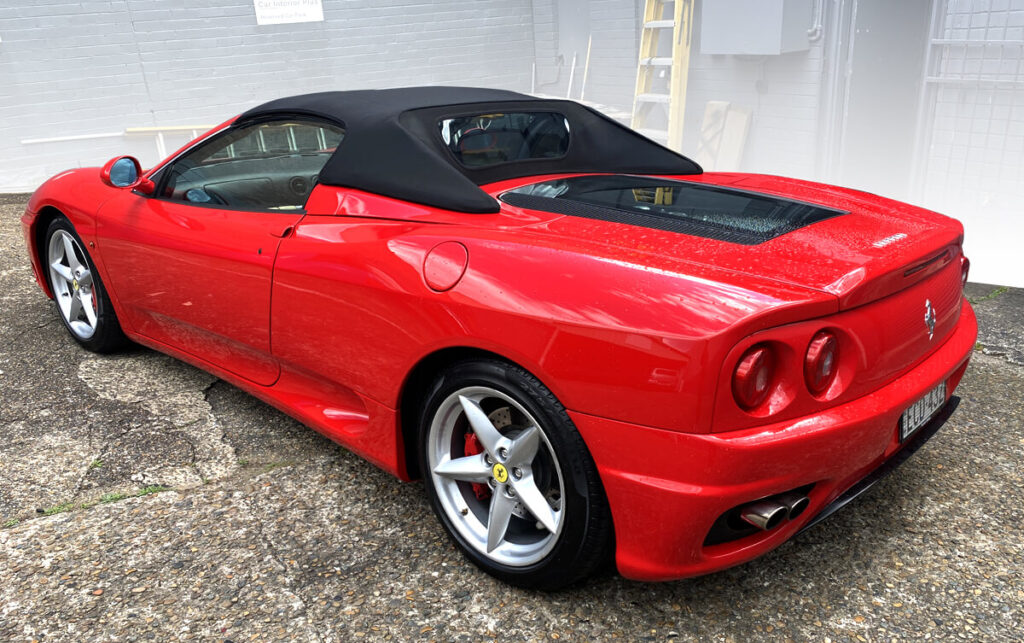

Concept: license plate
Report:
left=899, top=382, right=946, bottom=442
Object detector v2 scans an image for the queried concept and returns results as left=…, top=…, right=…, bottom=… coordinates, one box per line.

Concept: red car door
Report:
left=96, top=193, right=298, bottom=385
left=94, top=117, right=346, bottom=386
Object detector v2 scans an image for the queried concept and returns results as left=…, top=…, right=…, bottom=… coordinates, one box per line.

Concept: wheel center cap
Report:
left=492, top=463, right=508, bottom=484
left=72, top=279, right=79, bottom=291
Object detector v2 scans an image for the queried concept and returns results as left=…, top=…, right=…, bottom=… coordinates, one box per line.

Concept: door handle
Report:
left=270, top=226, right=293, bottom=238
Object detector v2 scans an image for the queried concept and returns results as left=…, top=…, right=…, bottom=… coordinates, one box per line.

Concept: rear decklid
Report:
left=496, top=172, right=965, bottom=312
left=477, top=171, right=974, bottom=432
left=705, top=173, right=964, bottom=310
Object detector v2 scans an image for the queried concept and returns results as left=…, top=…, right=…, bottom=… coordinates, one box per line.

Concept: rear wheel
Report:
left=44, top=217, right=127, bottom=353
left=419, top=359, right=613, bottom=589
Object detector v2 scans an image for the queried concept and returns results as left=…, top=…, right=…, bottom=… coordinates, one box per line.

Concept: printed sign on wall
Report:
left=254, top=0, right=324, bottom=25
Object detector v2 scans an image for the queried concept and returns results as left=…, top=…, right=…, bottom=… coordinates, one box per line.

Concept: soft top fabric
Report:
left=238, top=86, right=702, bottom=213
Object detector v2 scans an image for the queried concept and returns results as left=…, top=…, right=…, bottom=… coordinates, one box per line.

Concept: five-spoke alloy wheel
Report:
left=428, top=386, right=566, bottom=566
left=48, top=228, right=99, bottom=340
left=419, top=359, right=612, bottom=589
left=44, top=217, right=126, bottom=353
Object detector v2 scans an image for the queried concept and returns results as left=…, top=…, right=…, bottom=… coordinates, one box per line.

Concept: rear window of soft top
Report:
left=439, top=112, right=570, bottom=168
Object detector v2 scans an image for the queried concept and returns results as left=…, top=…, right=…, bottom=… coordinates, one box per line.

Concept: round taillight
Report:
left=732, top=345, right=775, bottom=410
left=805, top=331, right=839, bottom=396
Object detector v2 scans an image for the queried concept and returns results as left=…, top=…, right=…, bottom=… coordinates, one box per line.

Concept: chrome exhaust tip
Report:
left=776, top=491, right=810, bottom=520
left=740, top=500, right=788, bottom=531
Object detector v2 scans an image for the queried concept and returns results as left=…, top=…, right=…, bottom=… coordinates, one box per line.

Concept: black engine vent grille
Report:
left=500, top=175, right=847, bottom=245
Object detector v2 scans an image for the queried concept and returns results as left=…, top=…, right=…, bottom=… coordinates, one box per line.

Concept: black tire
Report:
left=43, top=216, right=128, bottom=353
left=418, top=358, right=614, bottom=590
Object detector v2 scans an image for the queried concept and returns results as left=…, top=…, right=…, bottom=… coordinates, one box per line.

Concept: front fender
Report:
left=23, top=167, right=119, bottom=298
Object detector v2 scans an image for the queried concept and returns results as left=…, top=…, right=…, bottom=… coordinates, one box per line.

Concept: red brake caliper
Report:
left=463, top=432, right=492, bottom=501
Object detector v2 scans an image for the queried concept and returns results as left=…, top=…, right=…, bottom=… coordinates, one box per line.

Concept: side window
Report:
left=159, top=119, right=344, bottom=211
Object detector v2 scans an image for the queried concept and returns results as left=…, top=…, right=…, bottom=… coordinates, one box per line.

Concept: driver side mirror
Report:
left=101, top=156, right=155, bottom=195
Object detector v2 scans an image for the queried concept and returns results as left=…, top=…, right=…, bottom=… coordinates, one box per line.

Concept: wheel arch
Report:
left=31, top=205, right=70, bottom=298
left=397, top=345, right=556, bottom=480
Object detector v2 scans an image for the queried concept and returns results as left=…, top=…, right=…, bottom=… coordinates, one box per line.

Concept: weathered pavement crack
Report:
left=203, top=379, right=243, bottom=482
left=71, top=418, right=137, bottom=504
left=241, top=489, right=325, bottom=643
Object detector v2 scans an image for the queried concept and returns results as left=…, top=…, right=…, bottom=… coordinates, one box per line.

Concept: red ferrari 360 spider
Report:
left=22, top=87, right=976, bottom=588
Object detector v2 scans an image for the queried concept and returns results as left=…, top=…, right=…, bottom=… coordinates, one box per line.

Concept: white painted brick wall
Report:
left=0, top=0, right=830, bottom=191
left=528, top=0, right=640, bottom=109
left=531, top=0, right=559, bottom=88
left=578, top=0, right=640, bottom=108
left=539, top=0, right=825, bottom=178
left=681, top=36, right=825, bottom=177
left=0, top=0, right=541, bottom=191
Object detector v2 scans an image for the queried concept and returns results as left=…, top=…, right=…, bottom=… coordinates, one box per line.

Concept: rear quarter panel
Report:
left=271, top=199, right=837, bottom=434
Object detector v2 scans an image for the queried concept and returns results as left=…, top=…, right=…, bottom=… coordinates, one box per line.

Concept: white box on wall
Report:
left=700, top=0, right=812, bottom=55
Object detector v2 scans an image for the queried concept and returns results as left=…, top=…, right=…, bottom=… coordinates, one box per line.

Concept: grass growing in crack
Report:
left=262, top=461, right=296, bottom=472
left=41, top=502, right=75, bottom=516
left=32, top=487, right=173, bottom=522
left=237, top=459, right=249, bottom=467
left=2, top=519, right=18, bottom=528
left=971, top=286, right=1008, bottom=304
left=136, top=485, right=170, bottom=497
left=89, top=459, right=104, bottom=469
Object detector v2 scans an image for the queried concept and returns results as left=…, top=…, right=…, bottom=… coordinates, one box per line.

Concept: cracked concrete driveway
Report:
left=1, top=192, right=1022, bottom=641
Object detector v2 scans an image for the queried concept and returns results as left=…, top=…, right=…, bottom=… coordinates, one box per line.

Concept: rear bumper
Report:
left=571, top=299, right=977, bottom=582
left=795, top=394, right=959, bottom=536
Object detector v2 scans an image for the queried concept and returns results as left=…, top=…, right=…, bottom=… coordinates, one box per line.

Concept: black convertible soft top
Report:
left=239, top=86, right=702, bottom=213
